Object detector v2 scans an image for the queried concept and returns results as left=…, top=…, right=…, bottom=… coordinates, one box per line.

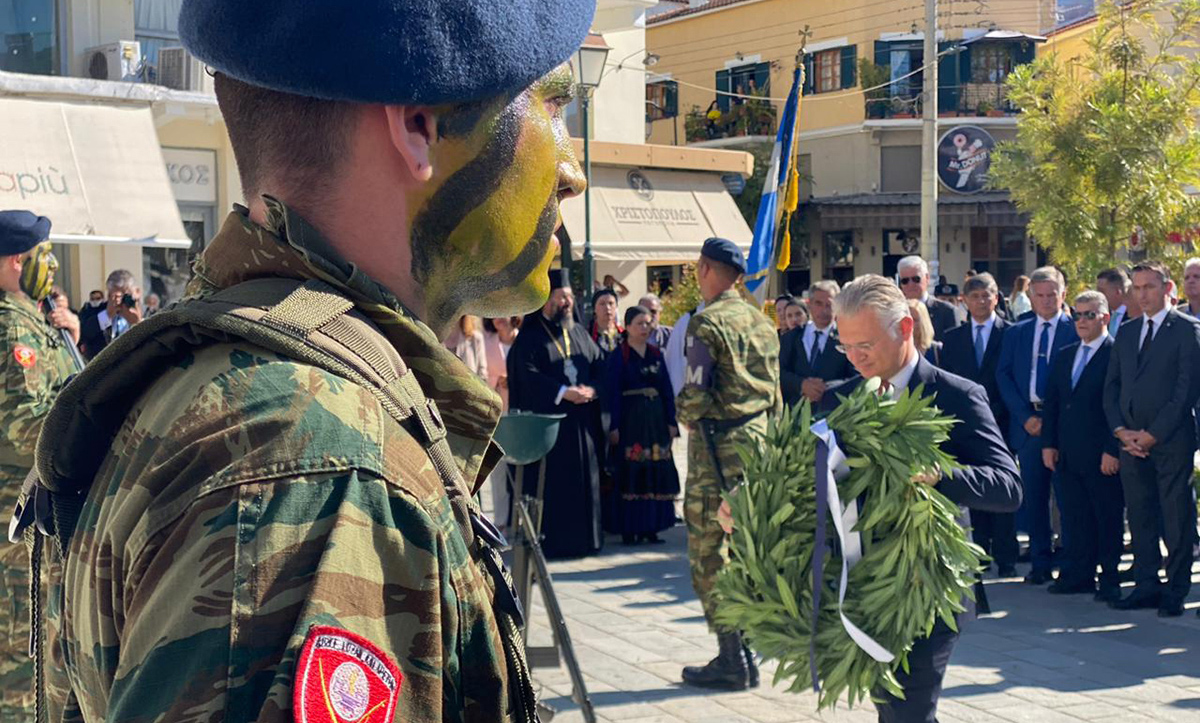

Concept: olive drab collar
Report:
left=191, top=197, right=504, bottom=487
left=0, top=289, right=42, bottom=321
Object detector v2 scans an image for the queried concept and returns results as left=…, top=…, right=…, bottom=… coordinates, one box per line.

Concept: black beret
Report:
left=548, top=268, right=570, bottom=291
left=701, top=237, right=746, bottom=274
left=179, top=0, right=596, bottom=105
left=0, top=211, right=51, bottom=256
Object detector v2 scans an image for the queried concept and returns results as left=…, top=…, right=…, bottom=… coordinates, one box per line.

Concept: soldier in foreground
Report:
left=0, top=211, right=77, bottom=720
left=20, top=0, right=593, bottom=720
left=676, top=238, right=781, bottom=690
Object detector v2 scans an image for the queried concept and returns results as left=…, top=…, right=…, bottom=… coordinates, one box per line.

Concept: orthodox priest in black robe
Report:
left=507, top=269, right=606, bottom=559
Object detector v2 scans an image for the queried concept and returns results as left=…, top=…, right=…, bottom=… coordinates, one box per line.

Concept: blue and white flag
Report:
left=743, top=65, right=803, bottom=301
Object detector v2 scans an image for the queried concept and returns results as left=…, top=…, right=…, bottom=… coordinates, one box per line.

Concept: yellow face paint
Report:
left=410, top=64, right=585, bottom=332
left=20, top=241, right=57, bottom=300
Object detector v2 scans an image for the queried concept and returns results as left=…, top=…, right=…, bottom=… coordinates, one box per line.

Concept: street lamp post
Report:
left=574, top=33, right=610, bottom=314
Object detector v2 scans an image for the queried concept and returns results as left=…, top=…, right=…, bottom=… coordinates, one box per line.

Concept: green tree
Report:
left=989, top=0, right=1200, bottom=290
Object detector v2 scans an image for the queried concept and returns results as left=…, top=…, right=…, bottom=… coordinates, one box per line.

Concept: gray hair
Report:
left=897, top=255, right=929, bottom=277
left=833, top=274, right=910, bottom=338
left=105, top=269, right=136, bottom=291
left=638, top=293, right=662, bottom=308
left=1184, top=257, right=1200, bottom=273
left=1075, top=290, right=1109, bottom=314
left=963, top=272, right=999, bottom=297
left=809, top=279, right=841, bottom=297
left=1029, top=266, right=1064, bottom=293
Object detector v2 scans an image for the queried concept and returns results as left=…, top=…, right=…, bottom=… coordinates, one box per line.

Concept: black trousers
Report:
left=970, top=510, right=1018, bottom=568
left=875, top=619, right=960, bottom=723
left=1119, top=444, right=1198, bottom=602
left=1056, top=461, right=1124, bottom=587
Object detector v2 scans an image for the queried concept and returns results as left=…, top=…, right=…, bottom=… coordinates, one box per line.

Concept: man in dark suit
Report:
left=1103, top=261, right=1200, bottom=618
left=942, top=272, right=1017, bottom=577
left=78, top=268, right=142, bottom=360
left=995, top=266, right=1079, bottom=585
left=1096, top=267, right=1140, bottom=335
left=820, top=275, right=1021, bottom=723
left=779, top=280, right=853, bottom=405
left=1041, top=290, right=1124, bottom=603
left=897, top=255, right=959, bottom=341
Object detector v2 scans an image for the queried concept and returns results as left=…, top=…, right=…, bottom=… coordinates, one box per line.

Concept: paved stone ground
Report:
left=485, top=436, right=1200, bottom=723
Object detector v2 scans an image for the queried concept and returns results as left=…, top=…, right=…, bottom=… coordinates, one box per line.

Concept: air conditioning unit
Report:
left=158, top=46, right=209, bottom=92
left=85, top=41, right=141, bottom=81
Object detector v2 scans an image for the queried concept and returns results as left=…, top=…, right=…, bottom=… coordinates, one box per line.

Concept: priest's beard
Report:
left=552, top=306, right=574, bottom=331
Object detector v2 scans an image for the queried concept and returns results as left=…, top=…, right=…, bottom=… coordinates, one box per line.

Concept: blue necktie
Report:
left=1070, top=345, right=1091, bottom=389
left=973, top=325, right=986, bottom=368
left=1035, top=322, right=1050, bottom=399
left=810, top=330, right=822, bottom=364
left=1107, top=313, right=1120, bottom=337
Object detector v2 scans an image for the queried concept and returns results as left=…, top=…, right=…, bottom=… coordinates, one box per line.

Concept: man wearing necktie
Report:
left=996, top=266, right=1079, bottom=585
left=1103, top=262, right=1200, bottom=618
left=942, top=273, right=1015, bottom=576
left=778, top=280, right=853, bottom=406
left=1041, top=291, right=1123, bottom=603
left=1097, top=267, right=1140, bottom=337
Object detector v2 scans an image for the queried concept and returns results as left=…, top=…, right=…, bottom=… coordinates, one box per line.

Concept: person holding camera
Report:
left=78, top=269, right=141, bottom=360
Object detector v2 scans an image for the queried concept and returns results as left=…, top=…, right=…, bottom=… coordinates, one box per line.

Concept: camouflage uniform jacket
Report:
left=0, top=291, right=75, bottom=501
left=675, top=288, right=781, bottom=428
left=37, top=200, right=527, bottom=723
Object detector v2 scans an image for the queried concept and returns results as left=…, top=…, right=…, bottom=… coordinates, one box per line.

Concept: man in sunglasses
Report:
left=1040, top=291, right=1123, bottom=603
left=897, top=255, right=959, bottom=341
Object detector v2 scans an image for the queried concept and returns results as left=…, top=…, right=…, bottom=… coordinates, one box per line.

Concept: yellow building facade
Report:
left=647, top=0, right=1072, bottom=295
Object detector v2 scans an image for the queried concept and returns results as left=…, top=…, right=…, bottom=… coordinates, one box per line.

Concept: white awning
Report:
left=0, top=97, right=190, bottom=249
left=559, top=166, right=752, bottom=263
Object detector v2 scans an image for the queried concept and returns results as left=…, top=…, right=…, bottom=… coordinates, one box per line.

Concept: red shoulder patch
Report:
left=294, top=625, right=403, bottom=723
left=13, top=345, right=36, bottom=369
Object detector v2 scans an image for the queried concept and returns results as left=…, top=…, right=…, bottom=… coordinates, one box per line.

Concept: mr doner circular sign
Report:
left=936, top=125, right=995, bottom=194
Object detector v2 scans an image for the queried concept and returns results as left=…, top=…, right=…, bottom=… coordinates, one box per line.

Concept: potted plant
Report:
left=859, top=58, right=890, bottom=119
left=976, top=100, right=994, bottom=116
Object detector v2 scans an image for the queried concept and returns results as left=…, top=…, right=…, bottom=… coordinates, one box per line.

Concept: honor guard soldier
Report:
left=0, top=210, right=78, bottom=719
left=676, top=237, right=781, bottom=690
left=14, top=0, right=594, bottom=720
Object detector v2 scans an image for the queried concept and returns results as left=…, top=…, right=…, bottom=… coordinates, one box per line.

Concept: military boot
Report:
left=681, top=631, right=751, bottom=690
left=743, top=640, right=760, bottom=688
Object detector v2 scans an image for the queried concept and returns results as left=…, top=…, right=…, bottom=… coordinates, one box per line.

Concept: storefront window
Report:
left=2, top=0, right=59, bottom=75
left=970, top=227, right=1026, bottom=292
left=824, top=231, right=855, bottom=269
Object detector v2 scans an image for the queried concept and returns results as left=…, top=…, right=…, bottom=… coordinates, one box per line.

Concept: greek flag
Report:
left=743, top=64, right=803, bottom=301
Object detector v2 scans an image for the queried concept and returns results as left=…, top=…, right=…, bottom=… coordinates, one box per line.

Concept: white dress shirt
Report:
left=1137, top=306, right=1170, bottom=348
left=802, top=322, right=834, bottom=362
left=888, top=348, right=921, bottom=393
left=1069, top=331, right=1108, bottom=385
left=1029, top=312, right=1063, bottom=403
left=971, top=312, right=998, bottom=353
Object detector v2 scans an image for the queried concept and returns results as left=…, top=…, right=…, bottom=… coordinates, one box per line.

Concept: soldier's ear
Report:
left=383, top=105, right=436, bottom=183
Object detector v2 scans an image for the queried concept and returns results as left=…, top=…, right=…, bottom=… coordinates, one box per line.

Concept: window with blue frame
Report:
left=2, top=0, right=59, bottom=75
left=135, top=0, right=184, bottom=84
left=715, top=62, right=770, bottom=113
left=802, top=46, right=858, bottom=95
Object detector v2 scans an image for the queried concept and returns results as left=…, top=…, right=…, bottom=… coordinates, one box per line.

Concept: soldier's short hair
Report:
left=106, top=269, right=136, bottom=291
left=897, top=255, right=929, bottom=278
left=1074, top=290, right=1109, bottom=314
left=962, top=272, right=999, bottom=297
left=833, top=274, right=910, bottom=338
left=809, top=279, right=841, bottom=297
left=1029, top=266, right=1065, bottom=292
left=1131, top=261, right=1171, bottom=285
left=1097, top=267, right=1131, bottom=292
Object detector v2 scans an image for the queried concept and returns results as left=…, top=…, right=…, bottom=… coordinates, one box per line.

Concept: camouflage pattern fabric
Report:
left=36, top=199, right=527, bottom=723
left=676, top=288, right=779, bottom=632
left=0, top=290, right=74, bottom=720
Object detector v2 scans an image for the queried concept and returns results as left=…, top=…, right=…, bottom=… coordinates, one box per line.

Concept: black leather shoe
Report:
left=1048, top=579, right=1096, bottom=595
left=1094, top=586, right=1121, bottom=604
left=997, top=565, right=1018, bottom=578
left=1109, top=590, right=1161, bottom=610
left=1025, top=569, right=1051, bottom=585
left=1157, top=599, right=1184, bottom=618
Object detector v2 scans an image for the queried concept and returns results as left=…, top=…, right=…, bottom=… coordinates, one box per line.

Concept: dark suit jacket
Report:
left=1043, top=338, right=1119, bottom=471
left=779, top=324, right=853, bottom=405
left=926, top=297, right=960, bottom=342
left=820, top=356, right=1022, bottom=515
left=941, top=317, right=1010, bottom=444
left=995, top=315, right=1079, bottom=448
left=1103, top=309, right=1200, bottom=452
left=77, top=304, right=110, bottom=361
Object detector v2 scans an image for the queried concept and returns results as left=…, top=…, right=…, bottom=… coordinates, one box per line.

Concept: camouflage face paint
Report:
left=20, top=241, right=57, bottom=300
left=410, top=64, right=584, bottom=333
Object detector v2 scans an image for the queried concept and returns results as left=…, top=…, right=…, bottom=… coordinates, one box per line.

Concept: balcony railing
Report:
left=685, top=100, right=778, bottom=143
left=865, top=82, right=1018, bottom=119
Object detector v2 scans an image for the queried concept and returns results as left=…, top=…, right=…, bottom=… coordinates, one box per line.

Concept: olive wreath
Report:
left=713, top=379, right=986, bottom=709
